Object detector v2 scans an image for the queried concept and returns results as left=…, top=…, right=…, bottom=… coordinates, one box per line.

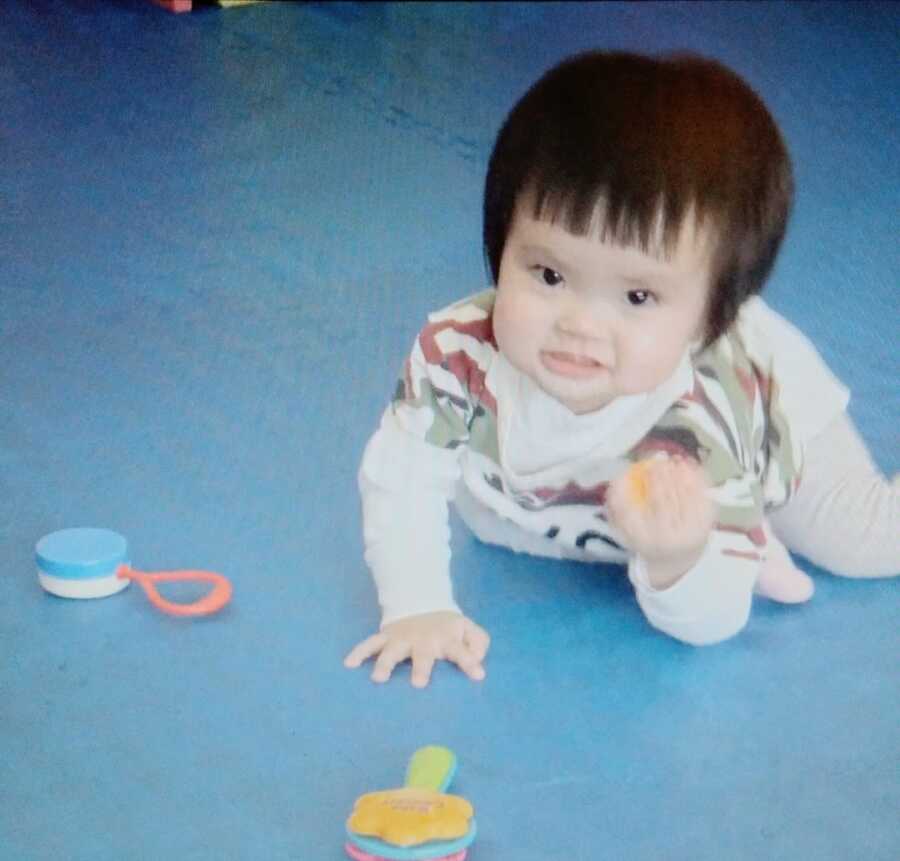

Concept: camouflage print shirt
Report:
left=359, top=288, right=809, bottom=632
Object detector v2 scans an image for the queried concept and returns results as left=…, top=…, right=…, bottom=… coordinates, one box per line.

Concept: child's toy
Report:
left=36, top=528, right=232, bottom=617
left=150, top=0, right=264, bottom=13
left=150, top=0, right=191, bottom=11
left=345, top=746, right=477, bottom=861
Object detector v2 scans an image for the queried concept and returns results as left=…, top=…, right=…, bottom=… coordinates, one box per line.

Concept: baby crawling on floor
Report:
left=345, top=50, right=900, bottom=687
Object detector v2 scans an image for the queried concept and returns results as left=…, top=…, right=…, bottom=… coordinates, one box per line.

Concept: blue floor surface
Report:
left=2, top=2, right=898, bottom=859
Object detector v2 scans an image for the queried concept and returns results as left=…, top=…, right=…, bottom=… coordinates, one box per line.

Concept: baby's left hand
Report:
left=607, top=455, right=716, bottom=589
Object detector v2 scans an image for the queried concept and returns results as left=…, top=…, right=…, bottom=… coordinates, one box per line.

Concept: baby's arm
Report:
left=356, top=410, right=462, bottom=623
left=347, top=300, right=498, bottom=685
left=607, top=456, right=758, bottom=645
left=345, top=409, right=490, bottom=687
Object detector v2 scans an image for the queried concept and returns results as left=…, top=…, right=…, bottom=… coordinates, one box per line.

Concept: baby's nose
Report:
left=555, top=302, right=610, bottom=341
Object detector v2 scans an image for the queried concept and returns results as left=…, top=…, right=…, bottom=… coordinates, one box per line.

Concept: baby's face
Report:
left=493, top=198, right=714, bottom=414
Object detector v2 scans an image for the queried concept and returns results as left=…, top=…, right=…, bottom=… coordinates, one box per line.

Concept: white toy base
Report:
left=39, top=571, right=131, bottom=599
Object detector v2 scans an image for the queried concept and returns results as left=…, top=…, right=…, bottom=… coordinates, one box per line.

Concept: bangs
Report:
left=527, top=181, right=710, bottom=263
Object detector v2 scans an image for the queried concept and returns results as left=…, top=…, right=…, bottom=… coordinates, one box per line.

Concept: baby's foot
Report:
left=755, top=531, right=814, bottom=603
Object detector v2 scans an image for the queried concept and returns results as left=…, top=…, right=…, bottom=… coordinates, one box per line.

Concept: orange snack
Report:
left=626, top=460, right=653, bottom=508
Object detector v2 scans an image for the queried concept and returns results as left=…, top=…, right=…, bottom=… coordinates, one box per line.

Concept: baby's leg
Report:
left=755, top=521, right=814, bottom=603
left=769, top=412, right=900, bottom=577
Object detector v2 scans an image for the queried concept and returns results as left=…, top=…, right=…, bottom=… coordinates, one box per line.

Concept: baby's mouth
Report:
left=540, top=350, right=607, bottom=379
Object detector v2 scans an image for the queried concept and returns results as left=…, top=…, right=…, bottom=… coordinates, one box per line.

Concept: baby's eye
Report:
left=535, top=266, right=564, bottom=287
left=627, top=289, right=654, bottom=306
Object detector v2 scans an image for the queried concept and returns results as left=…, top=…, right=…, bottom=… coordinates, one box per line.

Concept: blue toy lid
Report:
left=35, top=528, right=128, bottom=580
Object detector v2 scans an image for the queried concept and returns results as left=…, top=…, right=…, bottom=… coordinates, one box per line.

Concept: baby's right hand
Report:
left=606, top=454, right=716, bottom=588
left=343, top=611, right=490, bottom=688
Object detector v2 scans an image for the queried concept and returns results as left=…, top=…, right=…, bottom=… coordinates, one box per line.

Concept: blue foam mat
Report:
left=1, top=2, right=897, bottom=859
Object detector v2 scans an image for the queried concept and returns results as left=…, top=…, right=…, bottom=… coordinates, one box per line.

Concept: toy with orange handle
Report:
left=36, top=528, right=232, bottom=617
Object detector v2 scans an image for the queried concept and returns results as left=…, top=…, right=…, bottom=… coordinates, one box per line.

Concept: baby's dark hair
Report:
left=483, top=51, right=794, bottom=346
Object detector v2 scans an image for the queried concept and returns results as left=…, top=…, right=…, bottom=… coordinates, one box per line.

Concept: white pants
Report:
left=769, top=413, right=899, bottom=577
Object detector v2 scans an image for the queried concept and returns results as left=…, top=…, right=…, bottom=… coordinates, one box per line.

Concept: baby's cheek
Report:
left=495, top=293, right=544, bottom=354
left=618, top=329, right=687, bottom=392
left=492, top=291, right=519, bottom=345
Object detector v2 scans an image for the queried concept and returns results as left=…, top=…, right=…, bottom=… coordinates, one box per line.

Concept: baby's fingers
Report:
left=607, top=479, right=649, bottom=536
left=648, top=461, right=682, bottom=524
left=462, top=619, right=491, bottom=662
left=371, top=640, right=411, bottom=684
left=444, top=640, right=486, bottom=682
left=410, top=649, right=437, bottom=689
left=343, top=633, right=387, bottom=669
left=669, top=459, right=714, bottom=523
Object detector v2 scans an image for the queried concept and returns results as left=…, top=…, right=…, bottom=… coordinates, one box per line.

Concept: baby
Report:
left=345, top=51, right=899, bottom=687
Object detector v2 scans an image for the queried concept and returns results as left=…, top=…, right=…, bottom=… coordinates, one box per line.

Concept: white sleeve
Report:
left=627, top=532, right=759, bottom=646
left=358, top=408, right=463, bottom=626
left=737, top=297, right=850, bottom=442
